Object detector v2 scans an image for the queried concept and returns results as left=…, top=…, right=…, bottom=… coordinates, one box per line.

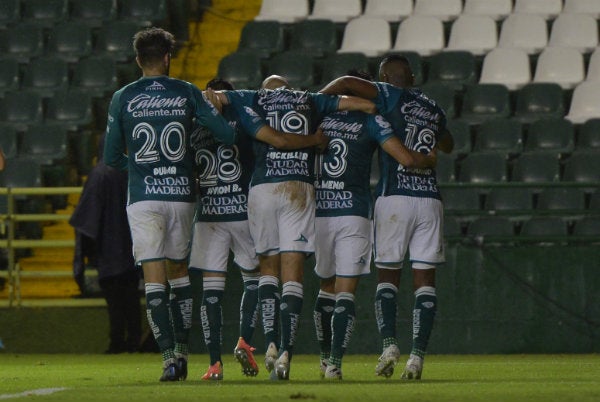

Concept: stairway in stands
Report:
left=170, top=0, right=261, bottom=87
left=0, top=0, right=261, bottom=302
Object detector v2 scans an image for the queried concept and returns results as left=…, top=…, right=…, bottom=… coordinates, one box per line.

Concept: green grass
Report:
left=1, top=354, right=599, bottom=401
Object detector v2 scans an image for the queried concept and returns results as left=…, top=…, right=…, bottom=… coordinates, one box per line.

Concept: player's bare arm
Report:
left=320, top=76, right=379, bottom=99
left=436, top=128, right=454, bottom=154
left=338, top=95, right=377, bottom=114
left=381, top=137, right=437, bottom=169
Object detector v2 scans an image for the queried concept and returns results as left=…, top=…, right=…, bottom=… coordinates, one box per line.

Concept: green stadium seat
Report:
left=69, top=0, right=117, bottom=28
left=45, top=89, right=94, bottom=131
left=458, top=152, right=507, bottom=183
left=484, top=187, right=534, bottom=213
left=536, top=187, right=586, bottom=212
left=460, top=84, right=511, bottom=125
left=420, top=82, right=456, bottom=118
left=467, top=216, right=515, bottom=238
left=94, top=20, right=141, bottom=62
left=238, top=20, right=285, bottom=59
left=446, top=119, right=472, bottom=157
left=563, top=151, right=600, bottom=183
left=21, top=56, right=69, bottom=98
left=46, top=21, right=93, bottom=62
left=590, top=192, right=600, bottom=210
left=0, top=0, right=20, bottom=28
left=573, top=217, right=600, bottom=236
left=20, top=124, right=69, bottom=165
left=0, top=57, right=20, bottom=96
left=576, top=119, right=600, bottom=150
left=0, top=158, right=42, bottom=188
left=21, top=0, right=67, bottom=28
left=427, top=50, right=477, bottom=92
left=511, top=151, right=560, bottom=183
left=436, top=152, right=457, bottom=183
left=117, top=0, right=167, bottom=27
left=290, top=19, right=338, bottom=58
left=319, top=52, right=370, bottom=86
left=217, top=51, right=263, bottom=90
left=473, top=118, right=522, bottom=156
left=520, top=216, right=568, bottom=237
left=0, top=22, right=44, bottom=63
left=0, top=124, right=18, bottom=158
left=524, top=118, right=574, bottom=155
left=71, top=56, right=118, bottom=98
left=441, top=187, right=481, bottom=214
left=0, top=90, right=43, bottom=131
left=444, top=215, right=463, bottom=237
left=267, top=51, right=315, bottom=90
left=513, top=83, right=565, bottom=124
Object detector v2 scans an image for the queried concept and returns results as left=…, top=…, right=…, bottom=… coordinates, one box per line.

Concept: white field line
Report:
left=0, top=388, right=68, bottom=400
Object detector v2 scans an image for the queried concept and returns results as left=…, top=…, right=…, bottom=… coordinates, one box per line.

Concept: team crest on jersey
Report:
left=145, top=81, right=166, bottom=91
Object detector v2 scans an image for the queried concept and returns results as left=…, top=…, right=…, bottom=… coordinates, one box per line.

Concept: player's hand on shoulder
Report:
left=204, top=88, right=223, bottom=113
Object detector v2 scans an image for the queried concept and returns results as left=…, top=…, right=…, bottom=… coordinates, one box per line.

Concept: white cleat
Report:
left=319, top=359, right=328, bottom=379
left=375, top=344, right=401, bottom=378
left=324, top=364, right=342, bottom=380
left=401, top=354, right=423, bottom=380
left=264, top=342, right=278, bottom=373
left=273, top=350, right=289, bottom=380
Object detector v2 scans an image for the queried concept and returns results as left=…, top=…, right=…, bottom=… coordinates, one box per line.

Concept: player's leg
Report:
left=164, top=202, right=195, bottom=380
left=314, top=278, right=335, bottom=377
left=401, top=197, right=444, bottom=380
left=199, top=271, right=226, bottom=380
left=258, top=253, right=281, bottom=373
left=373, top=196, right=411, bottom=377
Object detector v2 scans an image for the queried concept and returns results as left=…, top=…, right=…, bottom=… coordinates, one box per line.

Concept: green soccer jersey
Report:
left=315, top=110, right=394, bottom=218
left=104, top=76, right=235, bottom=205
left=224, top=89, right=340, bottom=186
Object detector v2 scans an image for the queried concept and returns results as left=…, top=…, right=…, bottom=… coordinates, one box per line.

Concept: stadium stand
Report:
left=420, top=82, right=456, bottom=118
left=533, top=47, right=585, bottom=90
left=0, top=90, right=43, bottom=131
left=413, top=0, right=463, bottom=22
left=0, top=56, right=20, bottom=96
left=21, top=0, right=68, bottom=28
left=484, top=187, right=534, bottom=213
left=217, top=50, right=263, bottom=89
left=20, top=124, right=69, bottom=166
left=513, top=83, right=566, bottom=124
left=46, top=21, right=93, bottom=62
left=0, top=0, right=20, bottom=28
left=497, top=13, right=547, bottom=55
left=318, top=52, right=370, bottom=86
left=473, top=118, right=523, bottom=156
left=537, top=187, right=586, bottom=212
left=392, top=15, right=445, bottom=56
left=238, top=20, right=285, bottom=59
left=457, top=152, right=508, bottom=183
left=548, top=13, right=598, bottom=54
left=511, top=151, right=561, bottom=183
left=363, top=0, right=413, bottom=22
left=513, top=0, right=562, bottom=20
left=69, top=0, right=117, bottom=28
left=290, top=19, right=338, bottom=58
left=459, top=84, right=511, bottom=125
left=566, top=82, right=600, bottom=124
left=427, top=50, right=477, bottom=91
left=463, top=0, right=512, bottom=21
left=338, top=16, right=391, bottom=57
left=479, top=47, right=531, bottom=90
left=71, top=55, right=119, bottom=98
left=309, top=0, right=362, bottom=23
left=117, top=0, right=167, bottom=27
left=21, top=56, right=70, bottom=99
left=524, top=118, right=575, bottom=155
left=562, top=0, right=600, bottom=18
left=446, top=15, right=497, bottom=56
left=576, top=119, right=600, bottom=149
left=266, top=50, right=315, bottom=89
left=254, top=0, right=309, bottom=23
left=0, top=22, right=44, bottom=63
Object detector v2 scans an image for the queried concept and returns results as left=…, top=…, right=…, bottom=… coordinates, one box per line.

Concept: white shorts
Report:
left=189, top=220, right=259, bottom=272
left=126, top=200, right=195, bottom=264
left=314, top=216, right=372, bottom=279
left=374, top=195, right=445, bottom=269
left=248, top=181, right=315, bottom=256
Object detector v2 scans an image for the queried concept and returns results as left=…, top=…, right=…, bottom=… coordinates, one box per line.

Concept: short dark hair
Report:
left=206, top=78, right=234, bottom=90
left=379, top=54, right=412, bottom=72
left=133, top=27, right=175, bottom=67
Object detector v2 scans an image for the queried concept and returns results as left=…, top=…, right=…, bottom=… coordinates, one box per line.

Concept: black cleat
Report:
left=177, top=358, right=188, bottom=381
left=159, top=363, right=180, bottom=382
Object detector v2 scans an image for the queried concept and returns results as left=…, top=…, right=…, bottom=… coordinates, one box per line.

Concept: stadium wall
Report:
left=1, top=244, right=598, bottom=354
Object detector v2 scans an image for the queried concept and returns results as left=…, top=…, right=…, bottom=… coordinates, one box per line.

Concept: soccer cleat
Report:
left=273, top=351, right=290, bottom=380
left=324, top=364, right=342, bottom=380
left=319, top=359, right=328, bottom=379
left=177, top=357, right=188, bottom=381
left=234, top=337, right=259, bottom=377
left=159, top=363, right=180, bottom=382
left=201, top=361, right=223, bottom=381
left=400, top=354, right=423, bottom=380
left=375, top=344, right=401, bottom=378
left=264, top=342, right=278, bottom=373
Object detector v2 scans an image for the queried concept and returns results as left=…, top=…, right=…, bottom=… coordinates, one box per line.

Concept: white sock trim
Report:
left=168, top=276, right=190, bottom=288
left=317, top=290, right=336, bottom=300
left=376, top=282, right=398, bottom=293
left=203, top=276, right=226, bottom=291
left=415, top=286, right=436, bottom=297
left=282, top=281, right=303, bottom=298
left=336, top=292, right=355, bottom=302
left=259, top=275, right=279, bottom=288
left=145, top=282, right=166, bottom=294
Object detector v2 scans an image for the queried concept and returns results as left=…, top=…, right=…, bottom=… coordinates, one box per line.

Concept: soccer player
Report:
left=103, top=28, right=236, bottom=382
left=320, top=55, right=454, bottom=380
left=209, top=75, right=376, bottom=380
left=313, top=70, right=437, bottom=380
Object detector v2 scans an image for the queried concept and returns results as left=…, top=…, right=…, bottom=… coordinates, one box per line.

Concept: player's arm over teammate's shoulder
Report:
left=194, top=85, right=236, bottom=145
left=205, top=89, right=329, bottom=152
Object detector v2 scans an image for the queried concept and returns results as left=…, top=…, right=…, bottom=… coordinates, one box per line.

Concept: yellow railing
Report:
left=0, top=186, right=82, bottom=307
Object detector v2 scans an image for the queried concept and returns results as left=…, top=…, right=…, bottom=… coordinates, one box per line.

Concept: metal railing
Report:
left=0, top=186, right=82, bottom=307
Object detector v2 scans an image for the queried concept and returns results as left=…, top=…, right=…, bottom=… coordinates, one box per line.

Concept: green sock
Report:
left=145, top=283, right=175, bottom=364
left=168, top=276, right=193, bottom=359
left=259, top=275, right=280, bottom=349
left=411, top=286, right=437, bottom=359
left=329, top=292, right=356, bottom=368
left=239, top=270, right=260, bottom=343
left=201, top=276, right=225, bottom=365
left=280, top=281, right=303, bottom=361
left=375, top=282, right=398, bottom=349
left=313, top=290, right=335, bottom=362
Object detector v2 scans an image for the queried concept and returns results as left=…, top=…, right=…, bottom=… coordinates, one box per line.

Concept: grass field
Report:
left=1, top=354, right=599, bottom=401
